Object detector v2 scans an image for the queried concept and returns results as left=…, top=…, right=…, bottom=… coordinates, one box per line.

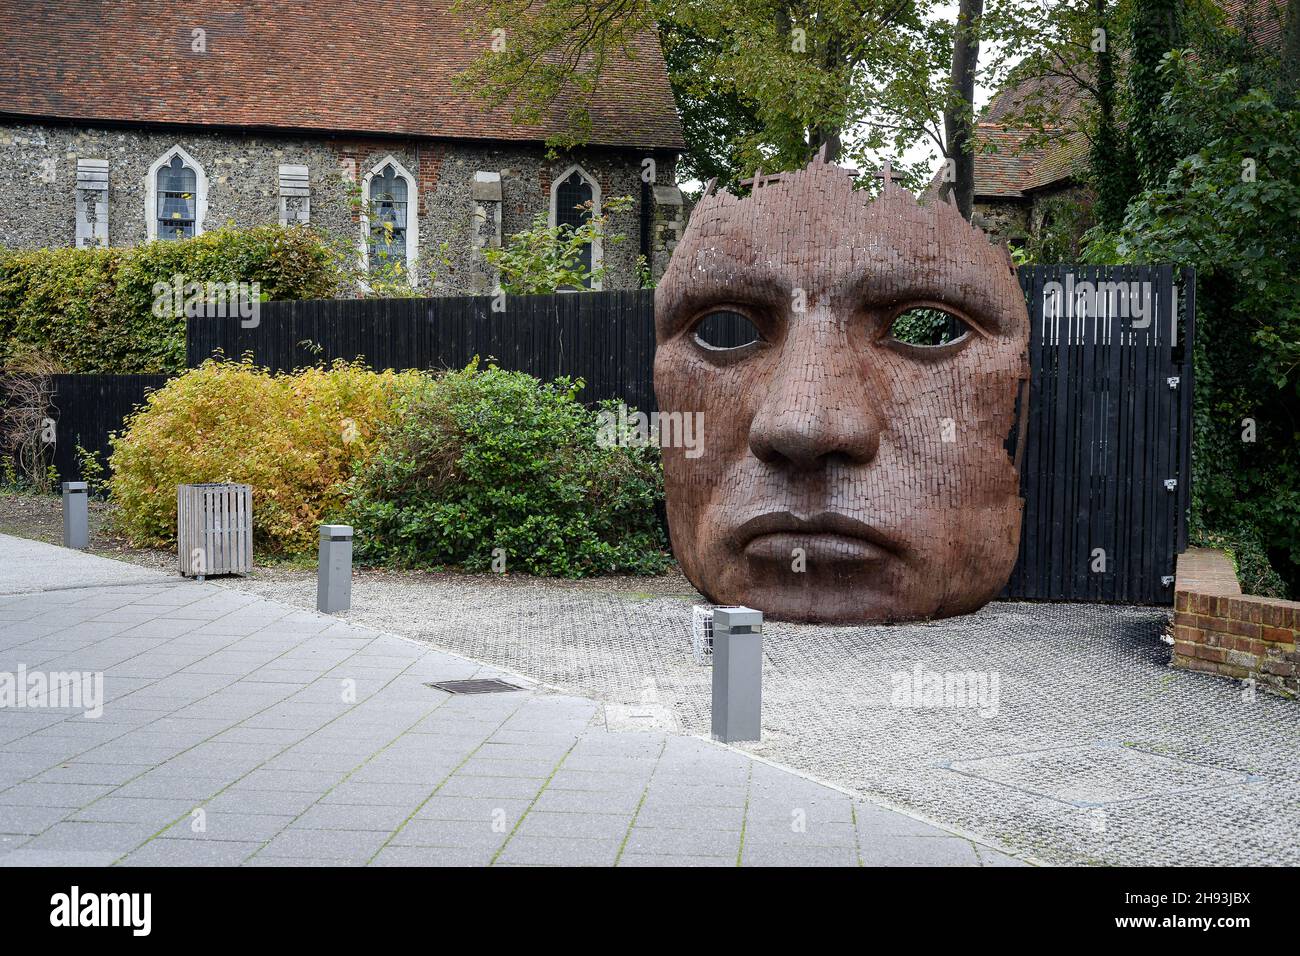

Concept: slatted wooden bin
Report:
left=177, top=483, right=252, bottom=578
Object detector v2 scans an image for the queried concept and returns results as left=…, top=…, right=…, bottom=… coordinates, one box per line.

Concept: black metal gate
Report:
left=1003, top=265, right=1194, bottom=605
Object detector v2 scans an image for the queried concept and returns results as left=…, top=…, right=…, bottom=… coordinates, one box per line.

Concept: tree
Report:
left=1286, top=0, right=1300, bottom=101
left=1128, top=0, right=1184, bottom=188
left=453, top=0, right=1032, bottom=196
left=658, top=20, right=765, bottom=188
left=1089, top=0, right=1137, bottom=229
left=1108, top=48, right=1299, bottom=594
left=941, top=0, right=984, bottom=218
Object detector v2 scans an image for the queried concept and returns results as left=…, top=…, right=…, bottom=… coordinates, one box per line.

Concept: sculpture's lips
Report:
left=737, top=512, right=901, bottom=564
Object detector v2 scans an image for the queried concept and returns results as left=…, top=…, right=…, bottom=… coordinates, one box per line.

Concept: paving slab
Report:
left=223, top=555, right=1300, bottom=867
left=0, top=533, right=1019, bottom=867
left=0, top=535, right=171, bottom=595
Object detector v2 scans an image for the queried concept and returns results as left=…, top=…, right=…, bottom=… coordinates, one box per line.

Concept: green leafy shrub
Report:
left=888, top=307, right=961, bottom=346
left=484, top=196, right=631, bottom=293
left=109, top=358, right=421, bottom=553
left=348, top=362, right=669, bottom=575
left=0, top=225, right=341, bottom=373
left=74, top=443, right=108, bottom=499
left=1193, top=528, right=1288, bottom=599
left=1093, top=55, right=1300, bottom=595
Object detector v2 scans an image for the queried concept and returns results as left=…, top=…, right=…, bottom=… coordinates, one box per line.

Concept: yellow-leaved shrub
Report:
left=108, top=358, right=423, bottom=554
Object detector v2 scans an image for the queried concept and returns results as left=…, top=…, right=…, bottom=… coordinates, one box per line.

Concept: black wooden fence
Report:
left=1005, top=265, right=1194, bottom=604
left=31, top=374, right=169, bottom=487
left=29, top=266, right=1193, bottom=604
left=187, top=292, right=661, bottom=412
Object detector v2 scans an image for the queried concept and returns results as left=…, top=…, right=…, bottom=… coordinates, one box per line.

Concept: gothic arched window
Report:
left=147, top=148, right=207, bottom=241
left=550, top=166, right=601, bottom=289
left=361, top=156, right=418, bottom=283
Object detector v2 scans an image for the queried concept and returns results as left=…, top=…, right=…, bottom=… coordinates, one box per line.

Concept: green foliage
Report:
left=1020, top=193, right=1097, bottom=264
left=74, top=443, right=108, bottom=499
left=484, top=196, right=631, bottom=294
left=1096, top=53, right=1300, bottom=594
left=348, top=362, right=670, bottom=576
left=635, top=254, right=655, bottom=290
left=1194, top=527, right=1288, bottom=598
left=1129, top=0, right=1185, bottom=188
left=109, top=359, right=422, bottom=553
left=658, top=20, right=766, bottom=189
left=1091, top=0, right=1139, bottom=230
left=452, top=0, right=1031, bottom=191
left=0, top=226, right=341, bottom=373
left=888, top=307, right=960, bottom=345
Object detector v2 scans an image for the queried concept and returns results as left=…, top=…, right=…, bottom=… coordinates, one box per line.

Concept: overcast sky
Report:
left=897, top=3, right=1019, bottom=178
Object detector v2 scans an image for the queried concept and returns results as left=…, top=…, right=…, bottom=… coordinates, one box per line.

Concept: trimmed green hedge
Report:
left=0, top=225, right=340, bottom=373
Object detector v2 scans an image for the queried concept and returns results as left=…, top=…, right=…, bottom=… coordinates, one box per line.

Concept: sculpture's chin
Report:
left=674, top=527, right=1020, bottom=625
left=691, top=576, right=1008, bottom=625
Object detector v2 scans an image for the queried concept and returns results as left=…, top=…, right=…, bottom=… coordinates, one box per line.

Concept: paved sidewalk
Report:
left=0, top=535, right=1024, bottom=866
left=0, top=534, right=171, bottom=595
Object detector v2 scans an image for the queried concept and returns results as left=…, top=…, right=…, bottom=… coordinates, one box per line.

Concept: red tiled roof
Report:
left=923, top=122, right=1076, bottom=200
left=970, top=126, right=1051, bottom=198
left=1220, top=0, right=1288, bottom=47
left=0, top=0, right=685, bottom=151
left=971, top=69, right=1088, bottom=198
left=980, top=70, right=1085, bottom=129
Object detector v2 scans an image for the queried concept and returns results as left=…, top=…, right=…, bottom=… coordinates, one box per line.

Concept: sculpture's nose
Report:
left=747, top=312, right=881, bottom=470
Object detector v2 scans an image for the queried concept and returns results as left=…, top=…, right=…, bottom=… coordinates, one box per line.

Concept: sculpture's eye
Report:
left=692, top=309, right=762, bottom=350
left=885, top=306, right=972, bottom=347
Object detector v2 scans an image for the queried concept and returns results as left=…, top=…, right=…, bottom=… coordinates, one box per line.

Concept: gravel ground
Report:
left=6, top=490, right=1297, bottom=866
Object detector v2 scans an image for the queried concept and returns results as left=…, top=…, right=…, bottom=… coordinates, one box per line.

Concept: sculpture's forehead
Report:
left=665, top=202, right=1019, bottom=322
left=675, top=187, right=1009, bottom=290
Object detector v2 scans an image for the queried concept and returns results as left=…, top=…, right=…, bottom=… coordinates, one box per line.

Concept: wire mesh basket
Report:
left=691, top=605, right=714, bottom=666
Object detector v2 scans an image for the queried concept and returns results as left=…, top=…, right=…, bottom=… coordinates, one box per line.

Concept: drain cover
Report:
left=427, top=679, right=523, bottom=695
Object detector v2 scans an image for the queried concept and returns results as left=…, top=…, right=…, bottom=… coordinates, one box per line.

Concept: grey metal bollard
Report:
left=317, top=525, right=353, bottom=613
left=711, top=606, right=763, bottom=742
left=61, top=482, right=89, bottom=550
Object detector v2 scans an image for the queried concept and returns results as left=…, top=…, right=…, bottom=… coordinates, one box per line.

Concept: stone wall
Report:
left=0, top=120, right=679, bottom=294
left=972, top=184, right=1091, bottom=254
left=1172, top=548, right=1300, bottom=697
left=971, top=198, right=1030, bottom=245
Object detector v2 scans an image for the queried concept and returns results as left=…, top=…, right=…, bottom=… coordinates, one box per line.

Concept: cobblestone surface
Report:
left=229, top=571, right=1300, bottom=866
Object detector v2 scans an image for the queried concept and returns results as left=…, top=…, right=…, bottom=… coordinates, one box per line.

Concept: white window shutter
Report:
left=75, top=158, right=109, bottom=248
left=278, top=164, right=310, bottom=225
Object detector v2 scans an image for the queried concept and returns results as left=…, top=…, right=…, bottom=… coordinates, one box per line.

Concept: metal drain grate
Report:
left=427, top=678, right=524, bottom=695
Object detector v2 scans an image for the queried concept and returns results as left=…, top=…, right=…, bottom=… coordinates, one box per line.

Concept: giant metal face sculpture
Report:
left=654, top=157, right=1030, bottom=624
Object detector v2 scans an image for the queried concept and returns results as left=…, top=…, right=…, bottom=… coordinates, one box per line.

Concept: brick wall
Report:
left=1172, top=548, right=1300, bottom=696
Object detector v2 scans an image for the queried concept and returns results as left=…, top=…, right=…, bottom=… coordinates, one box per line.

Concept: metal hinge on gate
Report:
left=1164, top=478, right=1178, bottom=491
left=1166, top=376, right=1180, bottom=389
left=1161, top=575, right=1175, bottom=587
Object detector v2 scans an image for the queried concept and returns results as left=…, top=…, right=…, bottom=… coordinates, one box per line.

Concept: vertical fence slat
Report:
left=1177, top=268, right=1196, bottom=553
